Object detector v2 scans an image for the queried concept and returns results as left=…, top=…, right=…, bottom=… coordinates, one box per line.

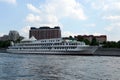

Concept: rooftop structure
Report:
left=29, top=26, right=61, bottom=40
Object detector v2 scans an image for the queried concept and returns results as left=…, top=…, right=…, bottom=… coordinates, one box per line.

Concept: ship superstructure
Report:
left=7, top=37, right=98, bottom=54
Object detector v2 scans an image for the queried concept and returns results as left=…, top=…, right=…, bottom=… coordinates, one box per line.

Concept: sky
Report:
left=0, top=0, right=120, bottom=41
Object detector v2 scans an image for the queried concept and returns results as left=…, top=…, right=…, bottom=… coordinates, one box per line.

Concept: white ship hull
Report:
left=7, top=46, right=97, bottom=55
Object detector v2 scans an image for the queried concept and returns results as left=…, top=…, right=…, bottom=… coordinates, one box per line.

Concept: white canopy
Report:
left=21, top=36, right=36, bottom=42
left=30, top=36, right=36, bottom=41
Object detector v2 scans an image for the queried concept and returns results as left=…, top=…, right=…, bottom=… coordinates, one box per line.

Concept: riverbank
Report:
left=94, top=48, right=120, bottom=56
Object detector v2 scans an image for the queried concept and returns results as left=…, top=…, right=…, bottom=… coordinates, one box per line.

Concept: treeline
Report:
left=67, top=36, right=99, bottom=46
left=67, top=36, right=120, bottom=48
left=0, top=40, right=10, bottom=48
left=0, top=37, right=23, bottom=48
left=102, top=41, right=120, bottom=48
left=77, top=37, right=120, bottom=48
left=0, top=36, right=120, bottom=48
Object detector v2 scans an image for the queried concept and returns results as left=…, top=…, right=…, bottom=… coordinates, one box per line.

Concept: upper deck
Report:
left=14, top=38, right=86, bottom=46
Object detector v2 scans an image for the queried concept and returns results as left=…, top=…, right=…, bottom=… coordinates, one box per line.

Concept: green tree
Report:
left=69, top=36, right=73, bottom=39
left=109, top=41, right=116, bottom=48
left=103, top=41, right=117, bottom=48
left=90, top=37, right=99, bottom=46
left=117, top=41, right=120, bottom=48
left=76, top=36, right=84, bottom=41
left=0, top=41, right=4, bottom=48
left=84, top=39, right=90, bottom=45
left=0, top=40, right=10, bottom=48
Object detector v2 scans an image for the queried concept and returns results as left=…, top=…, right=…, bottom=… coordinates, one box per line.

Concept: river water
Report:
left=0, top=53, right=120, bottom=80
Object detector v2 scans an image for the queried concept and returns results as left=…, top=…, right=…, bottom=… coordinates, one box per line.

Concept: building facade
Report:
left=95, top=35, right=107, bottom=43
left=29, top=26, right=61, bottom=40
left=75, top=35, right=107, bottom=43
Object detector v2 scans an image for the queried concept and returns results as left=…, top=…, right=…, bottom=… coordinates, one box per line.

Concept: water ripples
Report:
left=0, top=53, right=120, bottom=80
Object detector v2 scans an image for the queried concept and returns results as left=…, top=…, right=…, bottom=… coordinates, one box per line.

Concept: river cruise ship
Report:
left=7, top=37, right=98, bottom=55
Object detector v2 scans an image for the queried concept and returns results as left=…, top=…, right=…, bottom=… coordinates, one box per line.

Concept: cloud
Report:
left=26, top=14, right=41, bottom=23
left=104, top=26, right=114, bottom=32
left=103, top=15, right=120, bottom=21
left=96, top=1, right=120, bottom=40
left=91, top=2, right=101, bottom=10
left=62, top=31, right=79, bottom=37
left=20, top=26, right=30, bottom=38
left=90, top=0, right=120, bottom=12
left=25, top=13, right=61, bottom=27
left=43, top=0, right=87, bottom=20
left=112, top=23, right=120, bottom=27
left=112, top=2, right=120, bottom=10
left=104, top=22, right=120, bottom=32
left=25, top=0, right=87, bottom=27
left=103, top=2, right=120, bottom=11
left=0, top=0, right=16, bottom=4
left=0, top=33, right=4, bottom=37
left=92, top=33, right=103, bottom=36
left=84, top=23, right=96, bottom=27
left=27, top=4, right=41, bottom=14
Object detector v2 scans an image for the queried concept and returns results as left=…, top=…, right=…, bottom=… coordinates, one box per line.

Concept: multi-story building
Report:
left=95, top=35, right=107, bottom=43
left=29, top=26, right=61, bottom=40
left=75, top=35, right=107, bottom=43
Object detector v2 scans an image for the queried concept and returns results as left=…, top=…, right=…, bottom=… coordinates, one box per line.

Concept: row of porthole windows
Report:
left=18, top=42, right=84, bottom=47
left=20, top=47, right=51, bottom=49
left=11, top=47, right=76, bottom=49
left=19, top=44, right=53, bottom=46
left=54, top=47, right=76, bottom=49
left=41, top=40, right=60, bottom=42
